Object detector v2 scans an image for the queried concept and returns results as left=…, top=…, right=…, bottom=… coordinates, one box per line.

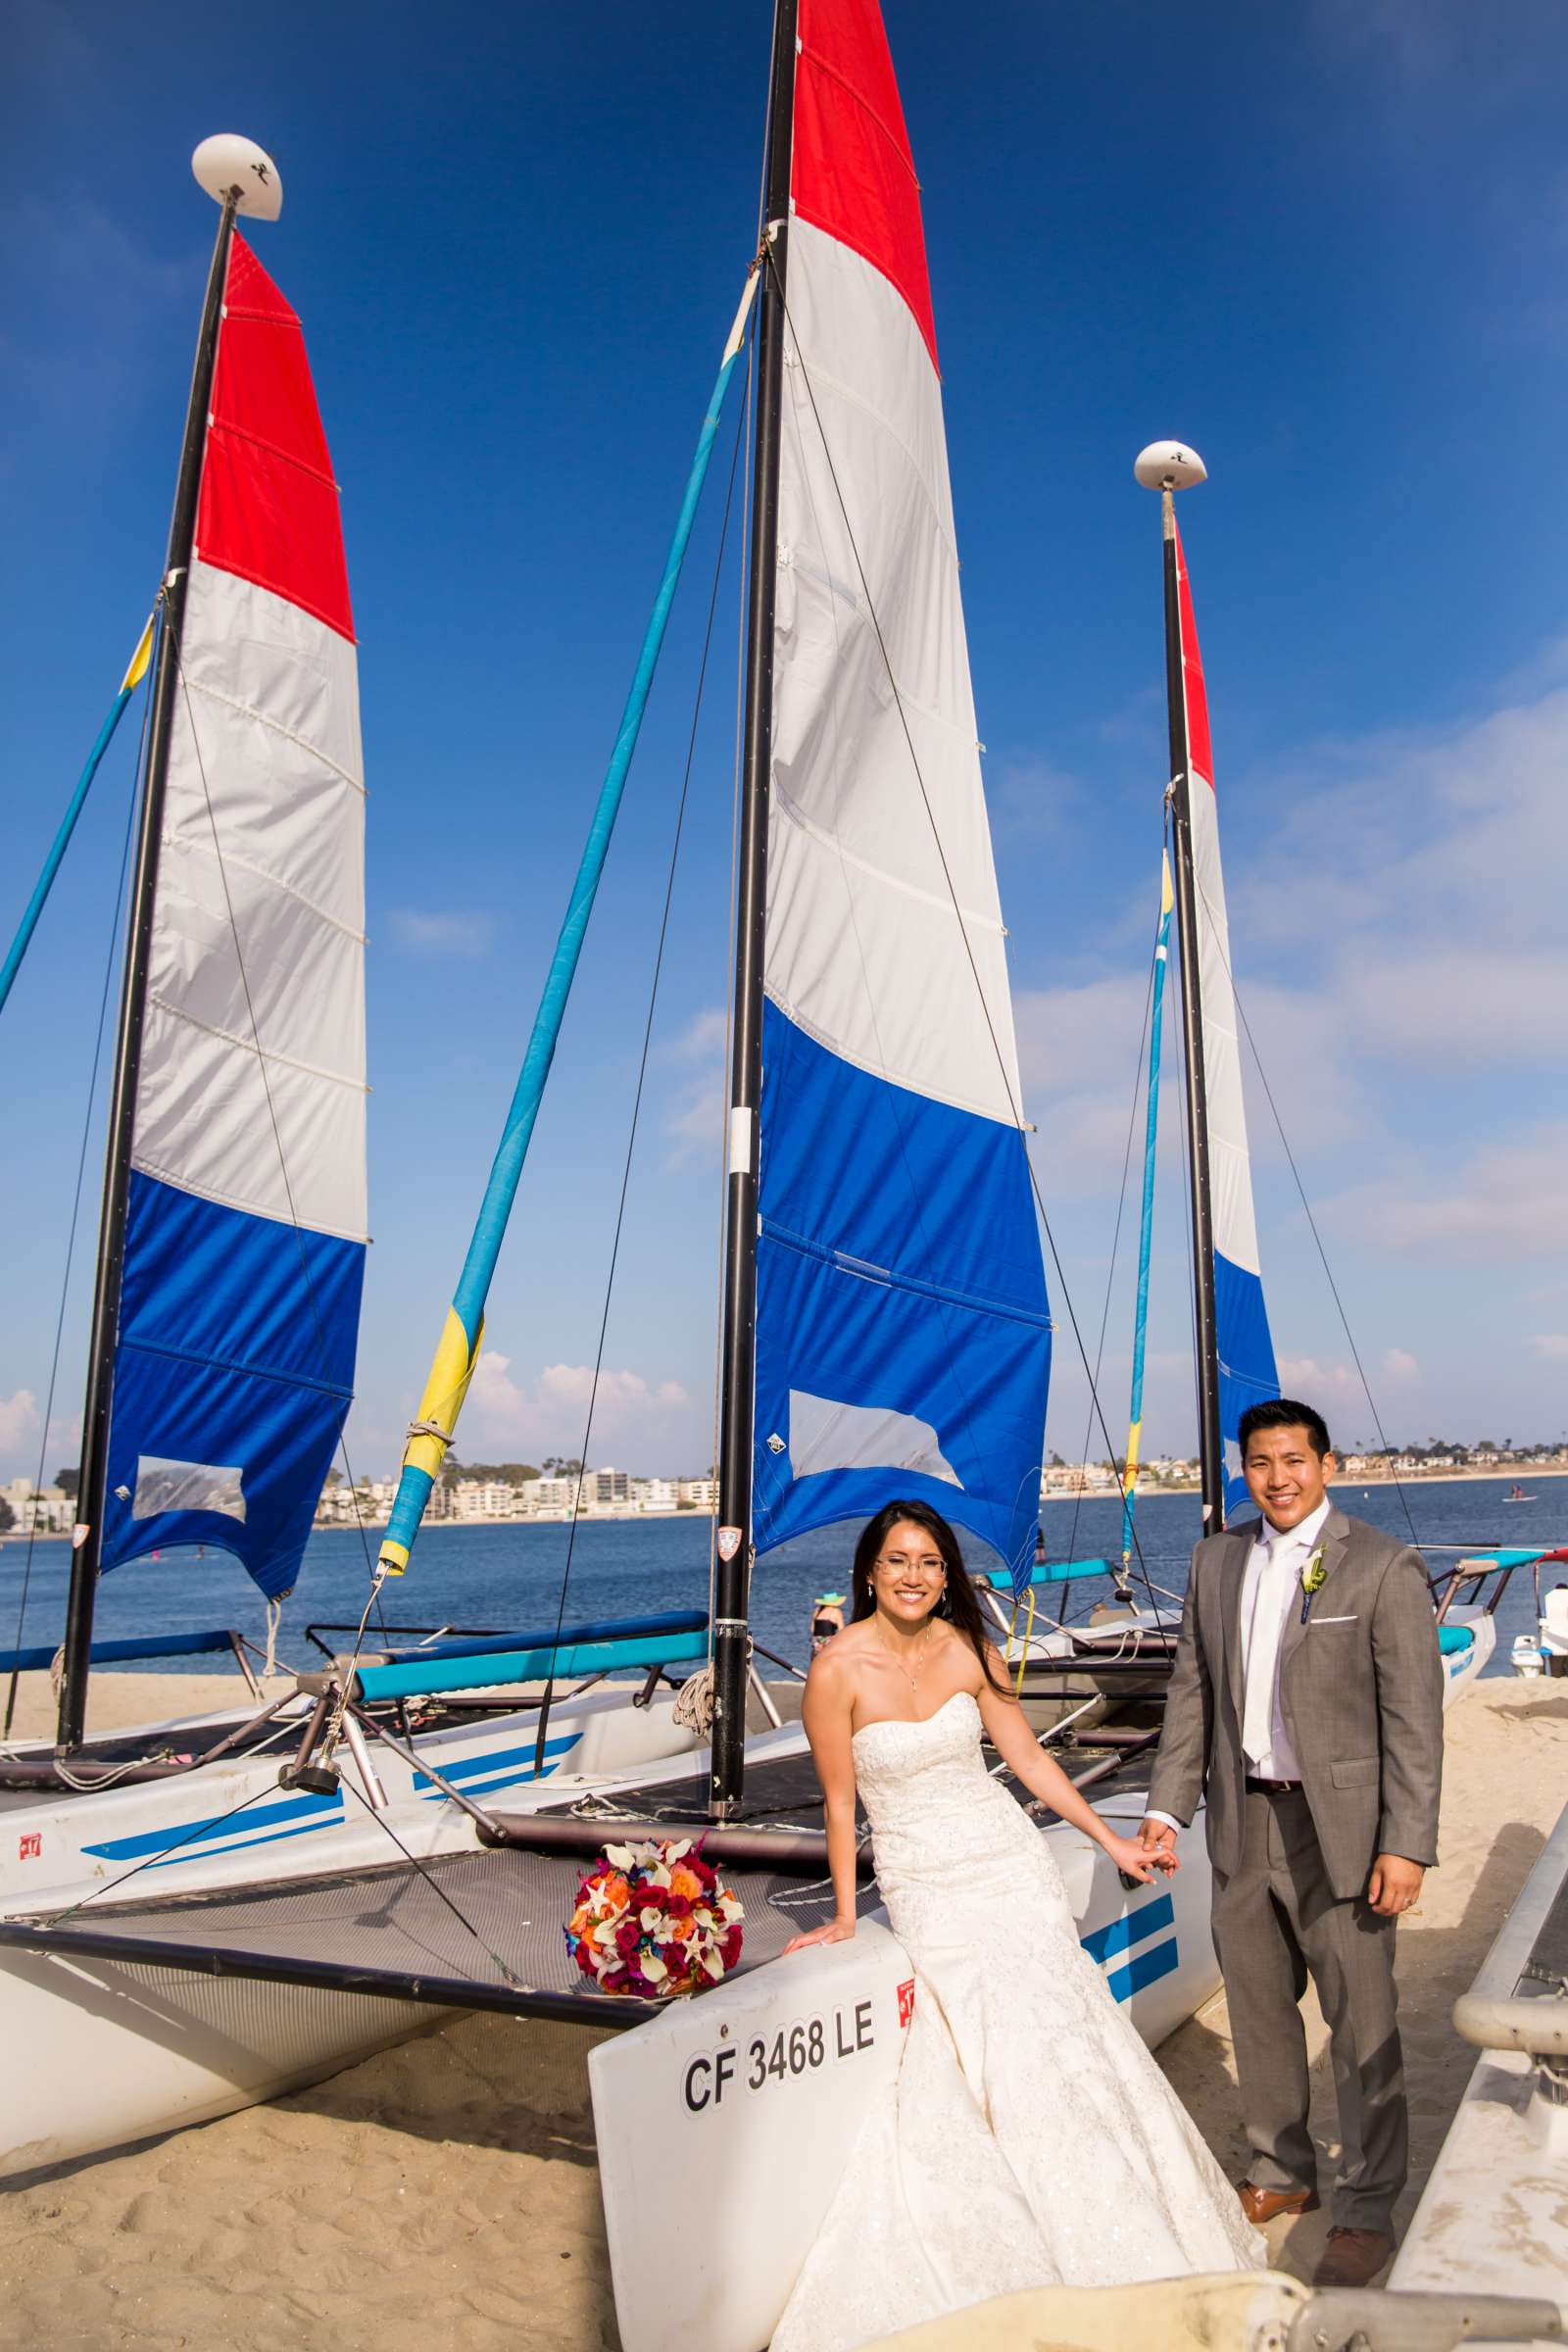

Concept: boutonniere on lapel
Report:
left=1298, top=1546, right=1328, bottom=1624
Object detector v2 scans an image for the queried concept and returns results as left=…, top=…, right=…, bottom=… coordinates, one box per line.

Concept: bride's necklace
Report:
left=878, top=1621, right=936, bottom=1692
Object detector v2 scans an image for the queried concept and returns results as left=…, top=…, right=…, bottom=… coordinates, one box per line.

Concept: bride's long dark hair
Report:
left=850, top=1498, right=1010, bottom=1694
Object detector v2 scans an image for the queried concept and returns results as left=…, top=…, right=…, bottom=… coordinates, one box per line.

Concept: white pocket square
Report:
left=1309, top=1614, right=1358, bottom=1625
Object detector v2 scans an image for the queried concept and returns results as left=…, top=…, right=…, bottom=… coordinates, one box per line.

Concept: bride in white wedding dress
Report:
left=770, top=1499, right=1260, bottom=2352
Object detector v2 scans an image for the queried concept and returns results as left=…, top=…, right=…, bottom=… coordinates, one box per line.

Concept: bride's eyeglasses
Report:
left=874, top=1552, right=944, bottom=1576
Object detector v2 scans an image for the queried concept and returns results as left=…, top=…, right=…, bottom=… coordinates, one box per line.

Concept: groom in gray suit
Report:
left=1140, top=1398, right=1443, bottom=2288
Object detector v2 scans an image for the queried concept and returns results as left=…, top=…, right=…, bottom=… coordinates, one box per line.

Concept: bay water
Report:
left=2, top=1475, right=1558, bottom=1686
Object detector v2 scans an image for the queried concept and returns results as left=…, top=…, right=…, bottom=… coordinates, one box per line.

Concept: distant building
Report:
left=1, top=1477, right=71, bottom=1535
left=581, top=1466, right=630, bottom=1509
left=631, top=1476, right=680, bottom=1512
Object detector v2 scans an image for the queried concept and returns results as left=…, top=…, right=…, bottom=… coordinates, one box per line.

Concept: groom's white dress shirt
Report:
left=1149, top=1496, right=1333, bottom=1829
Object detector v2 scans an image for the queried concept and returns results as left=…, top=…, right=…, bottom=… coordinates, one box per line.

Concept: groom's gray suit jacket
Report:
left=1147, top=1507, right=1444, bottom=1901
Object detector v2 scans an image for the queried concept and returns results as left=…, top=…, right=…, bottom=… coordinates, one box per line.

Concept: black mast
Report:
left=1160, top=488, right=1226, bottom=1531
left=710, top=0, right=798, bottom=1818
left=56, top=192, right=241, bottom=1751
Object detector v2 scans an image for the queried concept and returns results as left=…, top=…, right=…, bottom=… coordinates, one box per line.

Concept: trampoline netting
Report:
left=0, top=1842, right=872, bottom=2027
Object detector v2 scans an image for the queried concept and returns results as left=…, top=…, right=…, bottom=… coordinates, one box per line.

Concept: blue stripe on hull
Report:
left=83, top=1785, right=345, bottom=1862
left=1105, top=1936, right=1180, bottom=2004
left=1214, top=1250, right=1278, bottom=1521
left=412, top=1734, right=579, bottom=1796
left=103, top=1171, right=365, bottom=1599
left=754, top=1004, right=1050, bottom=1579
left=1080, top=1891, right=1173, bottom=1965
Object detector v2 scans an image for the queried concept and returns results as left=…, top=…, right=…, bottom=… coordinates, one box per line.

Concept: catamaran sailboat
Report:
left=0, top=12, right=1538, bottom=2278
left=0, top=3, right=1225, bottom=2193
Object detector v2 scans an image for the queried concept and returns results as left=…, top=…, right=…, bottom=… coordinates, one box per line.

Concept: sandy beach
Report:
left=0, top=1671, right=1563, bottom=2348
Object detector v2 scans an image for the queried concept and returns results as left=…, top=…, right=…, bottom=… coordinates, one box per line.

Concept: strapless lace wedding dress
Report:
left=770, top=1691, right=1260, bottom=2351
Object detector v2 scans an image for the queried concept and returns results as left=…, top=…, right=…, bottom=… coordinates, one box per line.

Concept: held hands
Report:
left=1367, top=1853, right=1424, bottom=1917
left=1106, top=1829, right=1178, bottom=1884
left=782, top=1917, right=857, bottom=1957
left=1138, top=1816, right=1179, bottom=1861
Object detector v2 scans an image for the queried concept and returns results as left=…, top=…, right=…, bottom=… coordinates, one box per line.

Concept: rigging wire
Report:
left=3, top=642, right=157, bottom=1738
left=1185, top=854, right=1423, bottom=1548
left=764, top=253, right=1169, bottom=1624
left=531, top=356, right=753, bottom=1755
left=1064, top=880, right=1162, bottom=1587
left=340, top=1775, right=523, bottom=1987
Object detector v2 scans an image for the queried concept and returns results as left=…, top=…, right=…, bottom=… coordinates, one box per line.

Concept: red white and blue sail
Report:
left=101, top=236, right=367, bottom=1597
left=1173, top=519, right=1278, bottom=1512
left=752, top=0, right=1050, bottom=1578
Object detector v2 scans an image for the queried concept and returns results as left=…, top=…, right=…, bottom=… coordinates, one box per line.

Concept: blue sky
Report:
left=3, top=0, right=1566, bottom=1491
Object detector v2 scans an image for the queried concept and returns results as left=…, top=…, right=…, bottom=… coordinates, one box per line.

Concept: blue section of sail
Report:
left=753, top=1004, right=1050, bottom=1584
left=1214, top=1249, right=1279, bottom=1520
left=102, top=1171, right=364, bottom=1599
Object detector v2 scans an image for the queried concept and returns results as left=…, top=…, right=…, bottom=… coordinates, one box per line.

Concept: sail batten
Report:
left=101, top=233, right=367, bottom=1599
left=753, top=0, right=1050, bottom=1579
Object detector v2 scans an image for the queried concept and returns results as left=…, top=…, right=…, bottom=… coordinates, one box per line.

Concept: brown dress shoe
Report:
left=1313, top=2226, right=1395, bottom=2287
left=1237, top=2180, right=1320, bottom=2225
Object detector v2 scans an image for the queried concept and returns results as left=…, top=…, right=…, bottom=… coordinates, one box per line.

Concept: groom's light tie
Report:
left=1242, top=1530, right=1293, bottom=1767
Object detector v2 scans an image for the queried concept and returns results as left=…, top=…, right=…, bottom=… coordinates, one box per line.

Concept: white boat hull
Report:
left=2, top=1944, right=432, bottom=2179
left=0, top=1690, right=734, bottom=2180
left=1439, top=1604, right=1494, bottom=1703
left=1392, top=1796, right=1568, bottom=2313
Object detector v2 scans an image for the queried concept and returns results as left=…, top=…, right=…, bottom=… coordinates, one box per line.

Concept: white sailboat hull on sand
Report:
left=0, top=1693, right=725, bottom=2180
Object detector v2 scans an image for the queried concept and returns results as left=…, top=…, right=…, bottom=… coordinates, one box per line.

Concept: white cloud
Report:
left=1326, top=1122, right=1566, bottom=1264
left=667, top=1006, right=728, bottom=1061
left=663, top=1004, right=727, bottom=1166
left=0, top=1389, right=40, bottom=1474
left=387, top=908, right=494, bottom=959
left=1533, top=1336, right=1568, bottom=1360
left=1009, top=658, right=1568, bottom=1273
left=1381, top=1348, right=1420, bottom=1385
left=1276, top=1354, right=1368, bottom=1406
left=1014, top=974, right=1148, bottom=1100
left=465, top=1351, right=689, bottom=1465
left=990, top=753, right=1087, bottom=843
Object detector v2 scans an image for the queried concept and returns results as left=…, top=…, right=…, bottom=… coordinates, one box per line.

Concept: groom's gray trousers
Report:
left=1214, top=1785, right=1403, bottom=2232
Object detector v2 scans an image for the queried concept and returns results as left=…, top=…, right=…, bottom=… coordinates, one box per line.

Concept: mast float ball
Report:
left=1134, top=441, right=1206, bottom=493
left=191, top=134, right=282, bottom=220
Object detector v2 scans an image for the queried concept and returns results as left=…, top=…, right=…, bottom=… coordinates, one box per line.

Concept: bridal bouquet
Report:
left=565, top=1837, right=744, bottom=1997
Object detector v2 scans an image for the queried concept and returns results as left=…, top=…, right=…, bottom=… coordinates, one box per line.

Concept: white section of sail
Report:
left=788, top=1392, right=961, bottom=1487
left=132, top=560, right=368, bottom=1242
left=1188, top=779, right=1261, bottom=1279
left=766, top=217, right=1023, bottom=1130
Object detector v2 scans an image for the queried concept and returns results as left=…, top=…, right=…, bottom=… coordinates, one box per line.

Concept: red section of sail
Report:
left=793, top=0, right=939, bottom=372
left=195, top=235, right=355, bottom=643
left=1173, top=519, right=1213, bottom=791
